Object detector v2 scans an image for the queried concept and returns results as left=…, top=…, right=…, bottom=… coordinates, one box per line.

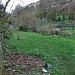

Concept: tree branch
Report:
left=3, top=0, right=11, bottom=11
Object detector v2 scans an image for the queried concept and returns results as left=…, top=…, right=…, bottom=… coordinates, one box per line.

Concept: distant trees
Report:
left=37, top=0, right=75, bottom=21
left=10, top=4, right=37, bottom=31
left=9, top=0, right=75, bottom=32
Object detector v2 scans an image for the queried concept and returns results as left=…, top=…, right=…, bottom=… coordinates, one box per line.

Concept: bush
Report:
left=59, top=31, right=72, bottom=37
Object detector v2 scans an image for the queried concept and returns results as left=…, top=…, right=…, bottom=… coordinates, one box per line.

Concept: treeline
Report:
left=9, top=0, right=75, bottom=31
left=37, top=0, right=75, bottom=21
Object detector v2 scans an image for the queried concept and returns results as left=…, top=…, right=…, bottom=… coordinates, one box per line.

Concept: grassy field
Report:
left=9, top=31, right=75, bottom=75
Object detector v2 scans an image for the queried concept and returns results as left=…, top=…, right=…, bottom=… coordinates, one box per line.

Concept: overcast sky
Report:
left=1, top=0, right=39, bottom=13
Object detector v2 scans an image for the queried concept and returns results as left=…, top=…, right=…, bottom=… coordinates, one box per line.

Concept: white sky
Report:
left=1, top=0, right=39, bottom=13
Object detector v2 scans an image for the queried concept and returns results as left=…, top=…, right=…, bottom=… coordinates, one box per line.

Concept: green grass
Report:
left=9, top=31, right=75, bottom=75
left=61, top=29, right=75, bottom=40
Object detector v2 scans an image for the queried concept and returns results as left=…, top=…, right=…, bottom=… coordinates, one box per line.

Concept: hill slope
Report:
left=9, top=31, right=75, bottom=75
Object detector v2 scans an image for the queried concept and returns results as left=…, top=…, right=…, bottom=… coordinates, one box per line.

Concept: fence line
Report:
left=0, top=33, right=3, bottom=75
left=0, top=33, right=15, bottom=75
